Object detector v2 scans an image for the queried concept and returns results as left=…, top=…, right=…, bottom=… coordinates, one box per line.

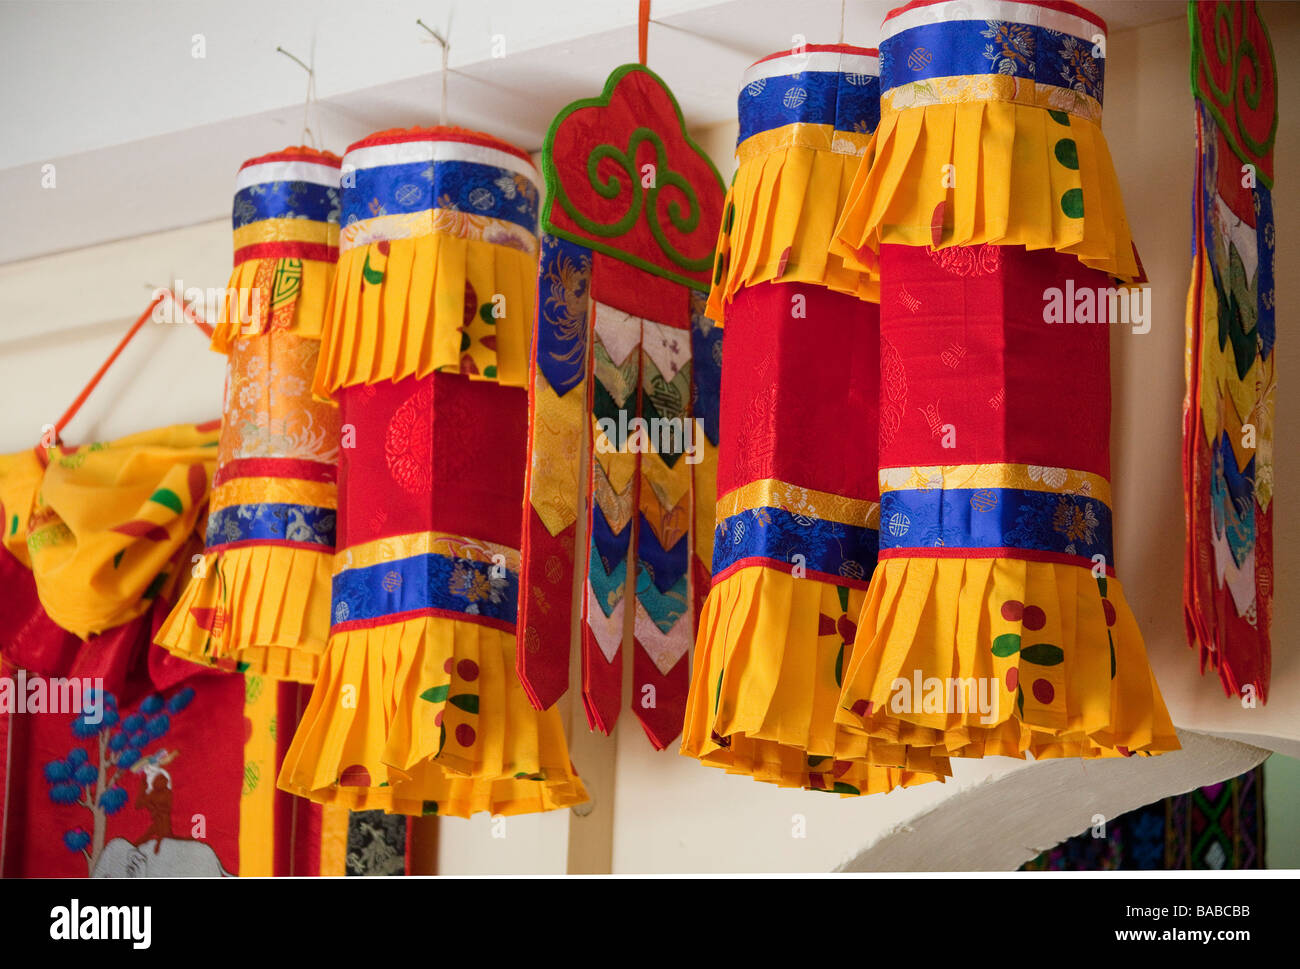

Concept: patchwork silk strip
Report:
left=517, top=64, right=725, bottom=750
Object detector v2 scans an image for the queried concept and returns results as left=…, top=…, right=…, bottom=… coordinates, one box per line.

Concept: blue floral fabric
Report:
left=206, top=503, right=335, bottom=550
left=331, top=552, right=518, bottom=628
left=880, top=20, right=1104, bottom=103
left=341, top=160, right=538, bottom=234
left=879, top=487, right=1113, bottom=565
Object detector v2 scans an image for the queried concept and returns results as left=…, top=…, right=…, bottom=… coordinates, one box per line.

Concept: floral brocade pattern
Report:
left=219, top=335, right=339, bottom=467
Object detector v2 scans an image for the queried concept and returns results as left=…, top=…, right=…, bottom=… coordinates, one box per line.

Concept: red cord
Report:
left=51, top=289, right=214, bottom=442
left=639, top=0, right=650, bottom=65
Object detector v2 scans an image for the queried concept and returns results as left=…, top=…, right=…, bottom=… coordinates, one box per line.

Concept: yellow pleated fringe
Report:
left=710, top=135, right=879, bottom=321
left=834, top=557, right=1180, bottom=759
left=313, top=233, right=536, bottom=398
left=212, top=258, right=336, bottom=353
left=832, top=100, right=1139, bottom=282
left=155, top=544, right=332, bottom=683
left=278, top=614, right=588, bottom=818
left=682, top=566, right=949, bottom=794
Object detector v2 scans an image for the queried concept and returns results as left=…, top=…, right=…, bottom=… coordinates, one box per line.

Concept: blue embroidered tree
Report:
left=42, top=685, right=195, bottom=874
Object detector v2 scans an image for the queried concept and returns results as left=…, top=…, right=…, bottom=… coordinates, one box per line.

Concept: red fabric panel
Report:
left=581, top=635, right=621, bottom=735
left=878, top=244, right=1112, bottom=477
left=631, top=648, right=689, bottom=751
left=718, top=281, right=880, bottom=501
left=337, top=372, right=528, bottom=549
left=591, top=252, right=690, bottom=327
left=515, top=516, right=575, bottom=710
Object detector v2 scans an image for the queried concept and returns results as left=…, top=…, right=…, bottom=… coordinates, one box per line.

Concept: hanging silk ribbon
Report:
left=830, top=0, right=1178, bottom=760
left=1184, top=0, right=1277, bottom=703
left=157, top=146, right=342, bottom=682
left=278, top=126, right=588, bottom=817
left=516, top=64, right=725, bottom=750
left=680, top=45, right=946, bottom=794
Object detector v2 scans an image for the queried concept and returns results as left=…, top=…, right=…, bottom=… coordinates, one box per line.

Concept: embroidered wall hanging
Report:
left=1021, top=765, right=1265, bottom=870
left=1184, top=0, right=1277, bottom=703
left=681, top=44, right=947, bottom=795
left=0, top=433, right=345, bottom=876
left=516, top=64, right=725, bottom=750
left=278, top=126, right=587, bottom=817
left=829, top=0, right=1179, bottom=761
left=157, top=146, right=342, bottom=683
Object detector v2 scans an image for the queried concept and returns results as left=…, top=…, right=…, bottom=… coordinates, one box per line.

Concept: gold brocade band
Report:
left=879, top=464, right=1112, bottom=505
left=335, top=530, right=522, bottom=576
left=736, top=123, right=874, bottom=164
left=233, top=218, right=339, bottom=251
left=209, top=477, right=337, bottom=515
left=717, top=478, right=881, bottom=529
left=882, top=74, right=1103, bottom=125
left=339, top=209, right=538, bottom=255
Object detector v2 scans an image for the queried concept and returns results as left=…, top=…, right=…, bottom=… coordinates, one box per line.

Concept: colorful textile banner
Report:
left=1184, top=0, right=1277, bottom=702
left=517, top=65, right=725, bottom=749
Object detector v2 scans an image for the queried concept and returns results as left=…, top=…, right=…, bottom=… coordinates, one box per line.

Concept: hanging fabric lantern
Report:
left=680, top=45, right=947, bottom=794
left=1184, top=1, right=1277, bottom=703
left=157, top=146, right=342, bottom=682
left=830, top=0, right=1179, bottom=759
left=278, top=126, right=588, bottom=817
left=516, top=64, right=725, bottom=750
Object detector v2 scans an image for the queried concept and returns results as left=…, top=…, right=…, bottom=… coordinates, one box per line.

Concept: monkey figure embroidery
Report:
left=131, top=749, right=179, bottom=853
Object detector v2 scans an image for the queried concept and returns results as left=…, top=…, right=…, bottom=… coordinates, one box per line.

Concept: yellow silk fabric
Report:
left=832, top=98, right=1139, bottom=282
left=835, top=558, right=1180, bottom=759
left=278, top=613, right=587, bottom=818
left=22, top=423, right=219, bottom=639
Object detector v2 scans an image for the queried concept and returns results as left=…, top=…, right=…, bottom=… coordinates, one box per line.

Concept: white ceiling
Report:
left=0, top=0, right=1188, bottom=265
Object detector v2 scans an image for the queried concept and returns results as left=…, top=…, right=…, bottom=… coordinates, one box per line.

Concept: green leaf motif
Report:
left=991, top=633, right=1022, bottom=657
left=420, top=683, right=450, bottom=704
left=449, top=694, right=479, bottom=715
left=834, top=644, right=844, bottom=688
left=836, top=585, right=849, bottom=613
left=362, top=252, right=384, bottom=285
left=1020, top=643, right=1064, bottom=666
left=713, top=669, right=724, bottom=714
left=149, top=488, right=183, bottom=514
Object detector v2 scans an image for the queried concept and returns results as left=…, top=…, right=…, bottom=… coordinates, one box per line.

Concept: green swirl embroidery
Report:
left=541, top=63, right=724, bottom=290
left=556, top=127, right=710, bottom=274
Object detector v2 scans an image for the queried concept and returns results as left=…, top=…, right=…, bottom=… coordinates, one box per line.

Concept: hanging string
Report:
left=839, top=0, right=846, bottom=44
left=639, top=0, right=650, bottom=65
left=51, top=290, right=213, bottom=443
left=417, top=17, right=451, bottom=126
left=276, top=45, right=317, bottom=148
